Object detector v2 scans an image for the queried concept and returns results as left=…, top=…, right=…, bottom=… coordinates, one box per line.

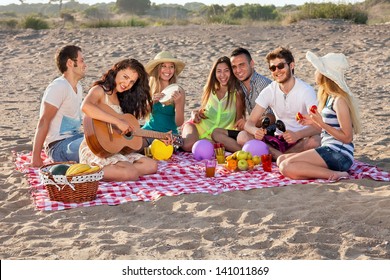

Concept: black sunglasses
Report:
left=269, top=62, right=289, bottom=72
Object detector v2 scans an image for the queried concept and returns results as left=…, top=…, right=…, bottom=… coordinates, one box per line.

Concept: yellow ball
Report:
left=150, top=139, right=174, bottom=160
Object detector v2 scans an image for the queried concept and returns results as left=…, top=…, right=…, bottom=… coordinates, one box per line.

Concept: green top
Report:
left=195, top=91, right=237, bottom=139
left=142, top=102, right=178, bottom=134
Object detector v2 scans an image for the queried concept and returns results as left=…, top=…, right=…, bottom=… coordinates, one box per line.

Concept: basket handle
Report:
left=41, top=176, right=76, bottom=191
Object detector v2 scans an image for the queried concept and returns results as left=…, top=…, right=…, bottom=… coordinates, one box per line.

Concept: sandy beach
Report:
left=1, top=19, right=389, bottom=260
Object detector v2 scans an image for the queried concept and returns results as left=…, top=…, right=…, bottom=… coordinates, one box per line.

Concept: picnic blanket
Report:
left=14, top=151, right=390, bottom=211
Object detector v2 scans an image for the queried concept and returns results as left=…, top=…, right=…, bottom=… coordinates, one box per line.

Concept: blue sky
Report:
left=2, top=0, right=364, bottom=7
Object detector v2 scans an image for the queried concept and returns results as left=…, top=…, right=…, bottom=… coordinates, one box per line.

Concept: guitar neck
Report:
left=133, top=129, right=168, bottom=140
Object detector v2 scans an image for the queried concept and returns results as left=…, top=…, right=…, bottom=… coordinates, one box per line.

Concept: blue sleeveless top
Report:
left=321, top=96, right=354, bottom=161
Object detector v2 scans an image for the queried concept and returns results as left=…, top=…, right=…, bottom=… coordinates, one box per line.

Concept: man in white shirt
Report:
left=243, top=46, right=321, bottom=159
left=31, top=45, right=87, bottom=167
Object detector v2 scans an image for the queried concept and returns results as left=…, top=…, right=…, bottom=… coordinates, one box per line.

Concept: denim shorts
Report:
left=46, top=133, right=84, bottom=162
left=315, top=146, right=353, bottom=171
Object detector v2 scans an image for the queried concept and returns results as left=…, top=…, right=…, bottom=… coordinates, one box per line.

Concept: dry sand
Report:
left=1, top=20, right=389, bottom=260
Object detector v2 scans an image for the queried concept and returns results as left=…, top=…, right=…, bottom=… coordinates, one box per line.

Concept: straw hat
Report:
left=145, top=51, right=185, bottom=76
left=306, top=51, right=351, bottom=95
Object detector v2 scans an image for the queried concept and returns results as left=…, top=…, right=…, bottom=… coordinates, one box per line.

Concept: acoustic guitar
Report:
left=83, top=104, right=182, bottom=158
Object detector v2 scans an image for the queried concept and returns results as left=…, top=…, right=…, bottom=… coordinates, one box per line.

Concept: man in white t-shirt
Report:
left=242, top=46, right=321, bottom=159
left=31, top=45, right=87, bottom=167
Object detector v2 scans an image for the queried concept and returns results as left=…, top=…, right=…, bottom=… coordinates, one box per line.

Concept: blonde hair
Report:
left=317, top=74, right=361, bottom=134
left=149, top=63, right=178, bottom=96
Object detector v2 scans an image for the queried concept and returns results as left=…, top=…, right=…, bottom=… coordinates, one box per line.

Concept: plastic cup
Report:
left=205, top=159, right=216, bottom=177
left=216, top=155, right=225, bottom=164
left=215, top=146, right=225, bottom=164
left=261, top=154, right=272, bottom=172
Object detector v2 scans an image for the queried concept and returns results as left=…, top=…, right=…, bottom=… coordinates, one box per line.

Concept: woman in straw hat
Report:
left=277, top=51, right=361, bottom=180
left=141, top=51, right=186, bottom=148
left=180, top=56, right=245, bottom=152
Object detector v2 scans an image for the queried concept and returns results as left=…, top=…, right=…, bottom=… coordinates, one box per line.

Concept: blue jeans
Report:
left=315, top=146, right=353, bottom=171
left=46, top=133, right=84, bottom=162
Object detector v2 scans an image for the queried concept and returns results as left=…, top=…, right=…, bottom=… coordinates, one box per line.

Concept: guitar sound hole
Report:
left=125, top=131, right=133, bottom=138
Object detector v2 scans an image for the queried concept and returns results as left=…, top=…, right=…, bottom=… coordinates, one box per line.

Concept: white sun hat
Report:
left=145, top=51, right=185, bottom=76
left=306, top=51, right=352, bottom=95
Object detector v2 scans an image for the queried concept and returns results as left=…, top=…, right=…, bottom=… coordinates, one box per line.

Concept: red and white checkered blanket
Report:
left=14, top=151, right=390, bottom=211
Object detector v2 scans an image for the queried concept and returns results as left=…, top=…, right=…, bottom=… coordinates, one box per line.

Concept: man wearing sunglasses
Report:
left=243, top=46, right=321, bottom=159
left=211, top=47, right=273, bottom=152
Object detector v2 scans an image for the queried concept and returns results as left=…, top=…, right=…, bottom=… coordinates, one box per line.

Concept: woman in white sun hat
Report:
left=141, top=51, right=186, bottom=149
left=277, top=51, right=361, bottom=180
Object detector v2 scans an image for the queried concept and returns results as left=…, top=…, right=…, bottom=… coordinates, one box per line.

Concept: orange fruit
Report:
left=225, top=159, right=237, bottom=171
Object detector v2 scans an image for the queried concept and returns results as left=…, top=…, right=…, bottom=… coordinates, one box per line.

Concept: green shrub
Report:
left=22, top=16, right=49, bottom=29
left=0, top=19, right=18, bottom=29
left=241, top=4, right=278, bottom=21
left=152, top=18, right=190, bottom=26
left=82, top=20, right=121, bottom=28
left=84, top=6, right=109, bottom=20
left=125, top=17, right=147, bottom=27
left=205, top=15, right=239, bottom=25
left=226, top=6, right=243, bottom=19
left=82, top=18, right=148, bottom=28
left=298, top=3, right=368, bottom=24
left=199, top=4, right=224, bottom=17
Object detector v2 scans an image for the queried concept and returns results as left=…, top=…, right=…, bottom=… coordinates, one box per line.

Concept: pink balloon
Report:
left=192, top=139, right=214, bottom=161
left=242, top=139, right=269, bottom=156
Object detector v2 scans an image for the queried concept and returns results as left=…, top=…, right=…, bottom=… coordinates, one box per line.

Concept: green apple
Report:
left=246, top=152, right=252, bottom=160
left=237, top=159, right=249, bottom=171
left=236, top=150, right=248, bottom=160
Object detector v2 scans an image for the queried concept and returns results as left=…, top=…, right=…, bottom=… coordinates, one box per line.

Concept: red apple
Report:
left=295, top=112, right=304, bottom=121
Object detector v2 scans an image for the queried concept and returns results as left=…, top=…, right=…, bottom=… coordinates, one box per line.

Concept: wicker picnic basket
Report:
left=39, top=162, right=104, bottom=203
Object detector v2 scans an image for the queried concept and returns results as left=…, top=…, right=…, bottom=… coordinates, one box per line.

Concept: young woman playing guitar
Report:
left=80, top=59, right=162, bottom=181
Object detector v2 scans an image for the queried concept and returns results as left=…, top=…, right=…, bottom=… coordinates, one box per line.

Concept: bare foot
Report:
left=328, top=171, right=349, bottom=181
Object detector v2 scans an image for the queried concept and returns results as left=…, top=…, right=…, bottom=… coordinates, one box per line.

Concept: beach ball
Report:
left=150, top=139, right=174, bottom=160
left=192, top=139, right=214, bottom=161
left=242, top=139, right=269, bottom=157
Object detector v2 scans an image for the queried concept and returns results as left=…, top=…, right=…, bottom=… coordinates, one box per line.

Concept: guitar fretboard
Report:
left=133, top=129, right=168, bottom=140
